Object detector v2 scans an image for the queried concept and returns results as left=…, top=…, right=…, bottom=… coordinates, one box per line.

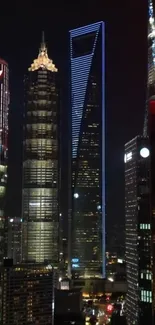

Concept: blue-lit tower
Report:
left=69, top=22, right=105, bottom=278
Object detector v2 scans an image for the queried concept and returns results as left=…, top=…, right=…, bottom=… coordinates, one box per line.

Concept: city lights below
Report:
left=107, top=304, right=113, bottom=312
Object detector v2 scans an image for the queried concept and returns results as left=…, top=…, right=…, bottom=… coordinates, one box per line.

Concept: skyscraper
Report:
left=1, top=260, right=57, bottom=325
left=22, top=33, right=59, bottom=264
left=69, top=22, right=105, bottom=278
left=144, top=0, right=155, bottom=135
left=0, top=59, right=9, bottom=265
left=125, top=136, right=152, bottom=325
left=144, top=0, right=155, bottom=322
left=0, top=58, right=9, bottom=324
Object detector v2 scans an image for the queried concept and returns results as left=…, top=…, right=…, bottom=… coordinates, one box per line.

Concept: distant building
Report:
left=69, top=21, right=105, bottom=278
left=125, top=136, right=152, bottom=325
left=1, top=260, right=58, bottom=325
left=0, top=58, right=9, bottom=324
left=22, top=33, right=60, bottom=264
left=0, top=58, right=9, bottom=265
left=7, top=217, right=22, bottom=264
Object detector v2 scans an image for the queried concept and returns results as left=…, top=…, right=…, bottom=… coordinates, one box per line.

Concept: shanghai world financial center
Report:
left=69, top=22, right=105, bottom=278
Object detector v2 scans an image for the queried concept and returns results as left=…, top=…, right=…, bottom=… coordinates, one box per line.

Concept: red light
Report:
left=107, top=304, right=113, bottom=312
left=106, top=296, right=110, bottom=301
left=150, top=101, right=155, bottom=115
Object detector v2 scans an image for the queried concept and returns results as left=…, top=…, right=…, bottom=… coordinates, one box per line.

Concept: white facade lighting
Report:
left=140, top=147, right=150, bottom=158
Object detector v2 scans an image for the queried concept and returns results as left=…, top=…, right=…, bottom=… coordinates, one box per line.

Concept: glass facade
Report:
left=69, top=22, right=105, bottom=278
left=22, top=40, right=59, bottom=264
left=125, top=136, right=152, bottom=325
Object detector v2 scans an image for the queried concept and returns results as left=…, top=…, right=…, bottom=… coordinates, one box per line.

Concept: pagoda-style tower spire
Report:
left=28, top=32, right=58, bottom=72
left=40, top=31, right=46, bottom=51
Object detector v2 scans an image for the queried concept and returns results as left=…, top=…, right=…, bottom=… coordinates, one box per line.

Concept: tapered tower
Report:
left=22, top=33, right=59, bottom=265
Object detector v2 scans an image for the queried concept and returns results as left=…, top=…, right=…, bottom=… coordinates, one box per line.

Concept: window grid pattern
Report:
left=22, top=69, right=59, bottom=264
left=70, top=22, right=105, bottom=278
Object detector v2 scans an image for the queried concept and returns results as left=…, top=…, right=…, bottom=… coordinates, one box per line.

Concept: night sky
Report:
left=0, top=1, right=148, bottom=245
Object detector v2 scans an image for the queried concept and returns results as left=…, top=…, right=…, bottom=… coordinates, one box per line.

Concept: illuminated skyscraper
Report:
left=0, top=58, right=9, bottom=324
left=0, top=58, right=9, bottom=266
left=69, top=22, right=105, bottom=278
left=145, top=1, right=155, bottom=322
left=144, top=0, right=155, bottom=135
left=125, top=136, right=152, bottom=325
left=22, top=33, right=59, bottom=264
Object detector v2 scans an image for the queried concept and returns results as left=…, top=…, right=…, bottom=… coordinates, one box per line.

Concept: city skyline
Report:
left=0, top=1, right=152, bottom=324
left=2, top=1, right=147, bottom=239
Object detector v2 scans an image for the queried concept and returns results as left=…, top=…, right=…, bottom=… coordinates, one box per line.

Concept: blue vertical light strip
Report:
left=101, top=22, right=106, bottom=278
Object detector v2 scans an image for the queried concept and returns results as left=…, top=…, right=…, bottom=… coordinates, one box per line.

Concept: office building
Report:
left=0, top=58, right=9, bottom=324
left=125, top=136, right=152, bottom=325
left=143, top=1, right=155, bottom=322
left=7, top=217, right=22, bottom=264
left=22, top=33, right=60, bottom=264
left=1, top=259, right=57, bottom=325
left=0, top=58, right=9, bottom=265
left=69, top=22, right=105, bottom=278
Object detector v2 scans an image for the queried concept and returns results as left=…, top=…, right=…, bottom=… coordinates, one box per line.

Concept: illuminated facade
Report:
left=0, top=59, right=9, bottom=265
left=69, top=22, right=105, bottom=278
left=145, top=1, right=155, bottom=323
left=1, top=260, right=57, bottom=325
left=125, top=136, right=152, bottom=325
left=22, top=34, right=59, bottom=264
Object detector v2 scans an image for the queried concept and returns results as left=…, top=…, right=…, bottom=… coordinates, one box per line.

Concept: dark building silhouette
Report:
left=1, top=260, right=57, bottom=325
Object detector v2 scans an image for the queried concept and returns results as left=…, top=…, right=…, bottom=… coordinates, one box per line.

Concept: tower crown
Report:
left=28, top=32, right=58, bottom=72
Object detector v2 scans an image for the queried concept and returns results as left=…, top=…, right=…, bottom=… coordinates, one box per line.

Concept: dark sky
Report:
left=0, top=1, right=148, bottom=238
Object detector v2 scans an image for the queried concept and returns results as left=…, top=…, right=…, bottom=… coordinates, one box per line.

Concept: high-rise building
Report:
left=0, top=58, right=9, bottom=324
left=69, top=22, right=105, bottom=278
left=144, top=1, right=155, bottom=322
left=0, top=59, right=9, bottom=265
left=1, top=259, right=57, bottom=325
left=125, top=136, right=152, bottom=325
left=144, top=0, right=155, bottom=136
left=22, top=33, right=59, bottom=264
left=7, top=217, right=22, bottom=264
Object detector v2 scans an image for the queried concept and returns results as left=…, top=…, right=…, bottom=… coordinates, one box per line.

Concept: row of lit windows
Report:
left=140, top=224, right=151, bottom=230
left=27, top=111, right=53, bottom=117
left=140, top=290, right=152, bottom=303
left=140, top=272, right=152, bottom=280
left=23, top=188, right=57, bottom=196
left=23, top=160, right=57, bottom=168
left=26, top=123, right=55, bottom=131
